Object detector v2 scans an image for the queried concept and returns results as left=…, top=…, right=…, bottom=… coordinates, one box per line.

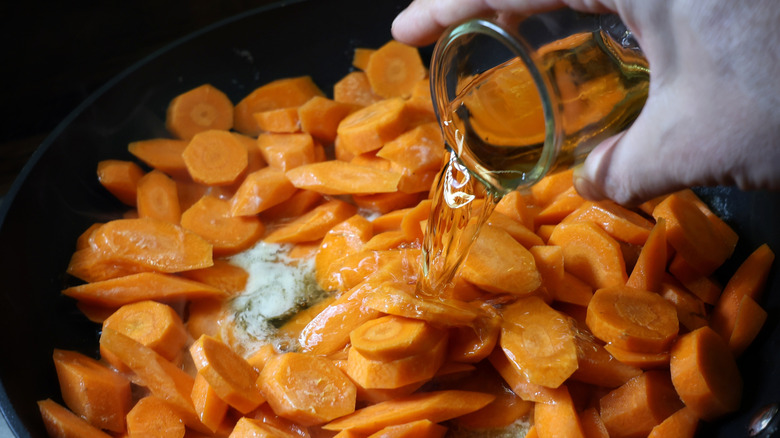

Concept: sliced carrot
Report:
left=530, top=168, right=575, bottom=208
left=376, top=122, right=444, bottom=173
left=298, top=95, right=359, bottom=143
left=486, top=210, right=545, bottom=248
left=229, top=416, right=295, bottom=437
left=181, top=195, right=264, bottom=256
left=190, top=334, right=265, bottom=414
left=563, top=200, right=654, bottom=245
left=63, top=272, right=224, bottom=307
left=253, top=106, right=301, bottom=133
left=365, top=40, right=426, bottom=99
left=626, top=217, right=667, bottom=292
left=580, top=407, right=609, bottom=438
left=647, top=406, right=699, bottom=438
left=599, top=371, right=684, bottom=438
left=259, top=352, right=357, bottom=426
left=259, top=188, right=322, bottom=221
left=669, top=326, right=743, bottom=421
left=393, top=164, right=438, bottom=194
left=352, top=47, right=376, bottom=70
left=586, top=285, right=678, bottom=353
left=65, top=246, right=146, bottom=283
left=318, top=248, right=416, bottom=294
left=528, top=244, right=565, bottom=298
left=494, top=190, right=534, bottom=230
left=366, top=419, right=447, bottom=438
left=500, top=296, right=579, bottom=388
left=182, top=129, right=249, bottom=186
left=136, top=170, right=182, bottom=224
left=667, top=254, right=722, bottom=305
left=728, top=294, right=768, bottom=356
left=660, top=279, right=708, bottom=332
left=128, top=138, right=190, bottom=180
left=652, top=192, right=735, bottom=276
left=603, top=344, right=671, bottom=370
left=404, top=78, right=438, bottom=125
left=487, top=347, right=561, bottom=403
left=315, top=214, right=374, bottom=291
left=186, top=298, right=228, bottom=340
left=166, top=84, right=233, bottom=140
left=175, top=179, right=210, bottom=212
left=52, top=349, right=132, bottom=433
left=353, top=191, right=424, bottom=215
left=257, top=132, right=316, bottom=172
left=334, top=71, right=382, bottom=107
left=711, top=243, right=774, bottom=342
left=534, top=384, right=586, bottom=438
left=179, top=259, right=248, bottom=295
left=553, top=271, right=594, bottom=307
left=126, top=396, right=186, bottom=438
left=37, top=399, right=112, bottom=438
left=674, top=189, right=739, bottom=254
left=97, top=160, right=145, bottom=206
left=534, top=186, right=585, bottom=226
left=286, top=160, right=402, bottom=195
left=336, top=97, right=409, bottom=156
left=548, top=222, right=627, bottom=290
left=322, top=390, right=494, bottom=434
left=75, top=222, right=103, bottom=251
left=460, top=224, right=542, bottom=295
left=244, top=343, right=279, bottom=372
left=446, top=304, right=501, bottom=363
left=234, top=76, right=324, bottom=136
left=264, top=198, right=357, bottom=244
left=571, top=335, right=642, bottom=388
left=351, top=315, right=446, bottom=362
left=230, top=167, right=297, bottom=217
left=190, top=372, right=228, bottom=433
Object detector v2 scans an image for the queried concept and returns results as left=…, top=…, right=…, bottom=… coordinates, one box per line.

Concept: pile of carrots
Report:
left=37, top=38, right=774, bottom=438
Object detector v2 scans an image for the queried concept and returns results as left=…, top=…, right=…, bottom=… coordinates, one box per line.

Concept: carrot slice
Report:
left=179, top=259, right=248, bottom=295
left=65, top=246, right=147, bottom=283
left=259, top=352, right=357, bottom=426
left=660, top=279, right=708, bottom=332
left=181, top=195, right=264, bottom=256
left=190, top=372, right=228, bottom=433
left=336, top=97, right=409, bottom=156
left=548, top=222, right=628, bottom=289
left=126, top=396, right=186, bottom=438
left=534, top=186, right=585, bottom=225
left=128, top=138, right=190, bottom=180
left=446, top=305, right=501, bottom=363
left=62, top=272, right=224, bottom=307
left=603, top=344, right=671, bottom=370
left=334, top=71, right=382, bottom=107
left=182, top=129, right=249, bottom=186
left=136, top=170, right=182, bottom=224
left=166, top=84, right=233, bottom=140
left=571, top=335, right=642, bottom=388
left=286, top=160, right=402, bottom=195
left=376, top=122, right=445, bottom=173
left=260, top=189, right=323, bottom=221
left=494, top=190, right=534, bottom=230
left=263, top=199, right=357, bottom=244
left=599, top=371, right=684, bottom=438
left=500, top=296, right=579, bottom=388
left=257, top=132, right=316, bottom=172
left=669, top=326, right=743, bottom=420
left=487, top=347, right=561, bottom=404
left=353, top=191, right=424, bottom=214
left=365, top=40, right=426, bottom=99
left=580, top=407, right=610, bottom=438
left=647, top=406, right=699, bottom=438
left=530, top=168, right=575, bottom=208
left=234, top=76, right=324, bottom=136
left=52, top=349, right=132, bottom=433
left=626, top=217, right=667, bottom=292
left=667, top=254, right=722, bottom=305
left=37, top=399, right=112, bottom=438
left=728, top=294, right=768, bottom=356
left=586, top=285, right=678, bottom=353
left=229, top=416, right=296, bottom=437
left=487, top=211, right=545, bottom=249
left=315, top=214, right=373, bottom=291
left=298, top=95, right=359, bottom=143
left=322, top=390, right=495, bottom=434
left=562, top=200, right=654, bottom=245
left=253, top=106, right=301, bottom=133
left=352, top=47, right=376, bottom=70
left=97, top=160, right=145, bottom=206
left=190, top=334, right=265, bottom=414
left=366, top=419, right=447, bottom=438
left=230, top=167, right=298, bottom=217
left=534, top=385, right=586, bottom=438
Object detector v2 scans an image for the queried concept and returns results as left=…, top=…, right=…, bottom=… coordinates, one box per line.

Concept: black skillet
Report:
left=0, top=0, right=777, bottom=436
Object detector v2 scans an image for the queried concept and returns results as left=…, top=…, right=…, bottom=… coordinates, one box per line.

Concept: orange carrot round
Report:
left=126, top=396, right=186, bottom=438
left=365, top=40, right=427, bottom=99
left=102, top=300, right=188, bottom=363
left=180, top=195, right=264, bottom=256
left=166, top=84, right=234, bottom=140
left=182, top=129, right=248, bottom=186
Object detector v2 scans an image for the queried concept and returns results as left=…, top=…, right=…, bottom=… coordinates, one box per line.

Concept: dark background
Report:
left=0, top=0, right=281, bottom=197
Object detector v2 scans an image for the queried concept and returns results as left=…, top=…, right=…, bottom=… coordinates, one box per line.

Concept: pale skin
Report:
left=392, top=0, right=780, bottom=206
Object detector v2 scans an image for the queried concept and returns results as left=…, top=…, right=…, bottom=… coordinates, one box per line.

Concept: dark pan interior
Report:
left=0, top=0, right=777, bottom=436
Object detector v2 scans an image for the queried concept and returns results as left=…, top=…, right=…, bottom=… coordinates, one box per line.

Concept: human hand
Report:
left=392, top=0, right=780, bottom=205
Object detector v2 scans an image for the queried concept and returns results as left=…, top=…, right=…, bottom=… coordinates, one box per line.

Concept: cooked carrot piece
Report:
left=674, top=189, right=739, bottom=253
left=190, top=335, right=265, bottom=414
left=259, top=188, right=322, bottom=221
left=322, top=390, right=495, bottom=434
left=393, top=164, right=438, bottom=194
left=257, top=132, right=316, bottom=172
left=548, top=222, right=628, bottom=289
left=530, top=168, right=575, bottom=208
left=52, top=349, right=132, bottom=433
left=528, top=244, right=565, bottom=297
left=234, top=76, right=324, bottom=136
left=264, top=199, right=357, bottom=244
left=336, top=97, right=409, bottom=156
left=647, top=406, right=699, bottom=438
left=365, top=40, right=426, bottom=99
left=298, top=95, right=359, bottom=143
left=599, top=371, right=684, bottom=438
left=230, top=167, right=298, bottom=217
left=367, top=419, right=447, bottom=438
left=190, top=372, right=228, bottom=433
left=667, top=254, right=722, bottom=305
left=534, top=385, right=586, bottom=438
left=128, top=138, right=190, bottom=180
left=244, top=343, right=279, bottom=372
left=186, top=298, right=228, bottom=340
left=90, top=217, right=213, bottom=273
left=711, top=243, right=774, bottom=342
left=63, top=272, right=224, bottom=307
left=38, top=399, right=112, bottom=438
left=166, top=84, right=233, bottom=140
left=65, top=246, right=147, bottom=283
left=97, top=160, right=145, bottom=206
left=334, top=71, right=382, bottom=107
left=450, top=362, right=532, bottom=430
left=181, top=195, right=264, bottom=256
left=350, top=314, right=441, bottom=360
left=126, top=396, right=186, bottom=438
left=286, top=160, right=402, bottom=195
left=404, top=78, right=438, bottom=125
left=571, top=335, right=642, bottom=388
left=652, top=192, right=736, bottom=276
left=669, top=326, right=743, bottom=420
left=500, top=296, right=579, bottom=388
left=626, top=217, right=667, bottom=292
left=353, top=191, right=424, bottom=214
left=534, top=186, right=585, bottom=225
left=563, top=200, right=654, bottom=245
left=315, top=214, right=374, bottom=291
left=487, top=347, right=562, bottom=403
left=253, top=106, right=301, bottom=133
left=376, top=122, right=444, bottom=173
left=179, top=260, right=248, bottom=295
left=136, top=170, right=182, bottom=224
left=486, top=211, right=545, bottom=248
left=352, top=47, right=376, bottom=70
left=229, top=416, right=294, bottom=437
left=460, top=224, right=542, bottom=295
left=586, top=285, right=678, bottom=353
left=727, top=294, right=767, bottom=356
left=182, top=129, right=249, bottom=186
left=259, top=352, right=357, bottom=426
left=494, top=190, right=534, bottom=230
left=603, top=344, right=671, bottom=370
left=660, top=279, right=708, bottom=332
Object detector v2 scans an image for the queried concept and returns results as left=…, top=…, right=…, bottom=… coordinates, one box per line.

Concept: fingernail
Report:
left=573, top=166, right=605, bottom=201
